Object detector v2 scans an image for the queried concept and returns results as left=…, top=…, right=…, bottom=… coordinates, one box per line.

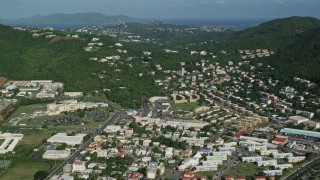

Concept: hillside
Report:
left=261, top=27, right=320, bottom=83
left=0, top=13, right=144, bottom=26
left=223, top=16, right=320, bottom=49
left=0, top=16, right=320, bottom=108
left=0, top=24, right=165, bottom=108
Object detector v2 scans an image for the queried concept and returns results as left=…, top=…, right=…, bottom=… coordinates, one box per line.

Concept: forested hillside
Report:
left=1, top=16, right=320, bottom=108
left=261, top=27, right=320, bottom=83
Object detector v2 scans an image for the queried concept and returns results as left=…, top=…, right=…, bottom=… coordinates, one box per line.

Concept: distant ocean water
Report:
left=9, top=18, right=269, bottom=30
left=163, top=18, right=269, bottom=28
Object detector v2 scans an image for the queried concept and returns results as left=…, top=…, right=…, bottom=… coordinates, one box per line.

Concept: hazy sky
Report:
left=0, top=0, right=320, bottom=19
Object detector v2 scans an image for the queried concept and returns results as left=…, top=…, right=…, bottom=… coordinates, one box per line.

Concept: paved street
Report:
left=46, top=110, right=123, bottom=179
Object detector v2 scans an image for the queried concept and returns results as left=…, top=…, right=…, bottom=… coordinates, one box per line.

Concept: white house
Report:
left=72, top=160, right=86, bottom=173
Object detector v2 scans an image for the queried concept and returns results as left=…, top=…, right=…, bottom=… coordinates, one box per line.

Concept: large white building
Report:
left=0, top=133, right=24, bottom=154
left=260, top=149, right=279, bottom=156
left=43, top=150, right=71, bottom=160
left=104, top=125, right=121, bottom=133
left=64, top=92, right=83, bottom=98
left=212, top=151, right=232, bottom=156
left=257, top=160, right=277, bottom=167
left=46, top=100, right=86, bottom=116
left=47, top=133, right=87, bottom=146
left=273, top=153, right=293, bottom=159
left=206, top=156, right=227, bottom=161
left=248, top=146, right=268, bottom=152
left=241, top=156, right=263, bottom=162
left=196, top=165, right=217, bottom=171
left=274, top=164, right=293, bottom=170
left=178, top=157, right=200, bottom=171
left=289, top=116, right=309, bottom=124
left=287, top=156, right=306, bottom=163
left=263, top=170, right=283, bottom=176
left=202, top=160, right=223, bottom=166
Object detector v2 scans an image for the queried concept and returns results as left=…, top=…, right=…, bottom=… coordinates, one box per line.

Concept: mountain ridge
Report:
left=0, top=12, right=145, bottom=26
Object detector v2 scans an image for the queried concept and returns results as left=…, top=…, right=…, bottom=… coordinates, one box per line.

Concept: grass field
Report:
left=0, top=160, right=51, bottom=180
left=172, top=102, right=200, bottom=112
left=9, top=104, right=46, bottom=119
left=48, top=120, right=105, bottom=133
left=0, top=130, right=54, bottom=180
left=14, top=130, right=53, bottom=157
left=223, top=162, right=258, bottom=177
left=196, top=170, right=219, bottom=177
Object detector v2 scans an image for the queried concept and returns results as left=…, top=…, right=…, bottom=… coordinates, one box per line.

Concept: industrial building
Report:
left=47, top=133, right=87, bottom=146
left=43, top=150, right=71, bottom=160
left=280, top=128, right=320, bottom=138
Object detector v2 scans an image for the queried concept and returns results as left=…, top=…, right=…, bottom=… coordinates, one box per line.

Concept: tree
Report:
left=33, top=171, right=48, bottom=180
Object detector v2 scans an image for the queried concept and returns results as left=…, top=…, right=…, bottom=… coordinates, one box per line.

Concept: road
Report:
left=46, top=110, right=123, bottom=179
left=284, top=157, right=320, bottom=180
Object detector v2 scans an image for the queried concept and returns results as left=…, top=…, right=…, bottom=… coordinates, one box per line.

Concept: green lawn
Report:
left=9, top=104, right=46, bottom=119
left=196, top=170, right=219, bottom=177
left=223, top=162, right=259, bottom=177
left=172, top=102, right=200, bottom=111
left=0, top=160, right=51, bottom=180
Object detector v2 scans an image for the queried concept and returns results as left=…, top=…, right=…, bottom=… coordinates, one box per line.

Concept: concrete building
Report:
left=72, top=160, right=86, bottom=173
left=104, top=125, right=121, bottom=133
left=202, top=160, right=223, bottom=166
left=64, top=92, right=83, bottom=98
left=180, top=137, right=206, bottom=147
left=0, top=133, right=24, bottom=154
left=206, top=156, right=227, bottom=161
left=260, top=149, right=278, bottom=156
left=287, top=156, right=306, bottom=163
left=43, top=150, right=71, bottom=160
left=178, top=157, right=200, bottom=171
left=263, top=170, right=283, bottom=176
left=212, top=151, right=232, bottom=156
left=219, top=147, right=236, bottom=152
left=147, top=167, right=157, bottom=179
left=46, top=100, right=86, bottom=116
left=47, top=133, right=87, bottom=146
left=274, top=164, right=293, bottom=170
left=257, top=160, right=277, bottom=167
left=289, top=116, right=309, bottom=124
left=196, top=165, right=217, bottom=171
left=280, top=128, right=320, bottom=138
left=248, top=146, right=267, bottom=152
left=241, top=156, right=263, bottom=163
left=273, top=153, right=293, bottom=159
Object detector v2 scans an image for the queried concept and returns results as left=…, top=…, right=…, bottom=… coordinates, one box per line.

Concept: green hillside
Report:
left=1, top=16, right=320, bottom=108
left=261, top=27, right=320, bottom=83
left=223, top=16, right=320, bottom=49
left=0, top=25, right=165, bottom=108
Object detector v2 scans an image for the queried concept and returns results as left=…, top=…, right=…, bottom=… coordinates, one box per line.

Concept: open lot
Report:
left=0, top=160, right=51, bottom=180
left=222, top=162, right=258, bottom=177
left=172, top=102, right=200, bottom=112
left=9, top=104, right=46, bottom=119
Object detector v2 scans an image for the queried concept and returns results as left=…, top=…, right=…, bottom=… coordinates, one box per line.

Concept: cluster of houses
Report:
left=1, top=80, right=63, bottom=99
left=84, top=38, right=103, bottom=52
left=239, top=49, right=275, bottom=59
